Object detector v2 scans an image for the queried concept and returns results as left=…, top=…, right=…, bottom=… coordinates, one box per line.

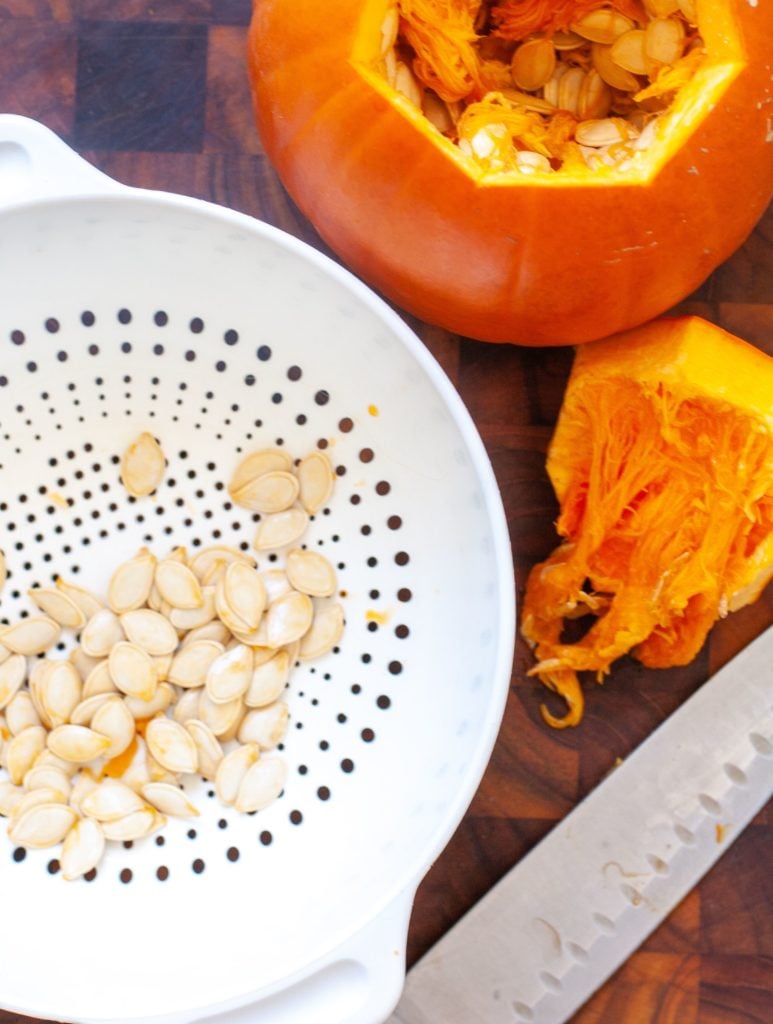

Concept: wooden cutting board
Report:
left=0, top=4, right=770, bottom=1022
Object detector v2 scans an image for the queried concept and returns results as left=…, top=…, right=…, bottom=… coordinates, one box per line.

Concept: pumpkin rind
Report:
left=248, top=0, right=773, bottom=345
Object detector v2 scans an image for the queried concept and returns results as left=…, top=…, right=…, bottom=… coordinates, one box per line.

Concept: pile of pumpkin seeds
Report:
left=0, top=438, right=344, bottom=879
left=380, top=0, right=704, bottom=172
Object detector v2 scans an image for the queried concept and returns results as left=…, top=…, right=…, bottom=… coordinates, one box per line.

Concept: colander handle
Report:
left=191, top=889, right=414, bottom=1024
left=0, top=114, right=124, bottom=205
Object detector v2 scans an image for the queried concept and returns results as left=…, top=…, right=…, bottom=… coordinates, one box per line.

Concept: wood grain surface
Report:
left=0, top=3, right=770, bottom=1023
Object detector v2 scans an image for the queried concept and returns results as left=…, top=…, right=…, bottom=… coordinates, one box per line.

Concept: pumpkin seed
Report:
left=286, top=549, right=337, bottom=597
left=235, top=755, right=288, bottom=814
left=23, top=764, right=71, bottom=798
left=511, top=38, right=556, bottom=92
left=155, top=559, right=203, bottom=610
left=591, top=42, right=641, bottom=92
left=266, top=590, right=314, bottom=648
left=228, top=448, right=293, bottom=497
left=61, top=818, right=105, bottom=880
left=28, top=660, right=54, bottom=729
left=90, top=696, right=135, bottom=758
left=56, top=578, right=104, bottom=620
left=380, top=4, right=398, bottom=56
left=557, top=66, right=586, bottom=115
left=261, top=569, right=293, bottom=605
left=198, top=689, right=245, bottom=739
left=81, top=608, right=125, bottom=659
left=189, top=545, right=256, bottom=582
left=422, top=90, right=455, bottom=133
left=107, top=548, right=156, bottom=614
left=69, top=692, right=113, bottom=727
left=120, top=609, right=179, bottom=656
left=185, top=719, right=224, bottom=780
left=5, top=691, right=42, bottom=736
left=169, top=586, right=216, bottom=631
left=120, top=432, right=166, bottom=497
left=0, top=655, right=27, bottom=711
left=611, top=29, right=649, bottom=76
left=68, top=771, right=99, bottom=815
left=31, top=749, right=78, bottom=777
left=230, top=618, right=270, bottom=648
left=501, top=88, right=556, bottom=115
left=215, top=742, right=260, bottom=806
left=206, top=644, right=253, bottom=704
left=232, top=469, right=299, bottom=514
left=222, top=562, right=267, bottom=632
left=1, top=616, right=61, bottom=656
left=297, top=451, right=335, bottom=514
left=394, top=60, right=423, bottom=107
left=70, top=645, right=103, bottom=685
left=8, top=802, right=77, bottom=849
left=102, top=808, right=162, bottom=842
left=578, top=68, right=612, bottom=120
left=245, top=650, right=290, bottom=708
left=48, top=724, right=111, bottom=764
left=552, top=30, right=585, bottom=50
left=0, top=780, right=24, bottom=817
left=142, top=781, right=199, bottom=818
left=109, top=641, right=158, bottom=701
left=108, top=735, right=150, bottom=791
left=575, top=118, right=628, bottom=147
left=28, top=587, right=86, bottom=629
left=180, top=618, right=231, bottom=647
left=384, top=46, right=397, bottom=86
left=299, top=602, right=345, bottom=660
left=6, top=726, right=48, bottom=785
left=153, top=653, right=173, bottom=682
left=82, top=659, right=119, bottom=699
left=572, top=9, right=635, bottom=44
left=543, top=63, right=568, bottom=107
left=145, top=716, right=198, bottom=775
left=11, top=785, right=69, bottom=817
left=645, top=16, right=685, bottom=66
left=123, top=681, right=176, bottom=721
left=38, top=660, right=82, bottom=728
left=515, top=151, right=552, bottom=174
left=81, top=778, right=146, bottom=822
left=173, top=686, right=205, bottom=725
left=253, top=507, right=310, bottom=551
left=169, top=640, right=225, bottom=689
left=238, top=702, right=289, bottom=750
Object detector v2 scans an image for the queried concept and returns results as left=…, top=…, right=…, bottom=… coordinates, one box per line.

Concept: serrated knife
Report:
left=388, top=625, right=773, bottom=1024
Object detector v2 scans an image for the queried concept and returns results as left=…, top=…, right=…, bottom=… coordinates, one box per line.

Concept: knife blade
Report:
left=388, top=625, right=773, bottom=1024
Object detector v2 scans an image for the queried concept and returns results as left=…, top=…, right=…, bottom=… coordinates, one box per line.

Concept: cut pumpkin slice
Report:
left=521, top=316, right=773, bottom=727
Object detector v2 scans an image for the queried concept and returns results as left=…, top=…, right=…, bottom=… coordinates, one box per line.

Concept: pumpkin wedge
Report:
left=520, top=316, right=773, bottom=726
left=248, top=0, right=773, bottom=345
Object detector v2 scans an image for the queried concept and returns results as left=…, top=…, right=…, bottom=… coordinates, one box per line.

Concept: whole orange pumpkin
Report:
left=248, top=1, right=773, bottom=346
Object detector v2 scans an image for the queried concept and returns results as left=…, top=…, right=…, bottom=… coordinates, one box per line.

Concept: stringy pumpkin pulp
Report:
left=521, top=318, right=773, bottom=726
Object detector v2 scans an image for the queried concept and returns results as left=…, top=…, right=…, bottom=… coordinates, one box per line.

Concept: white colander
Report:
left=0, top=115, right=515, bottom=1024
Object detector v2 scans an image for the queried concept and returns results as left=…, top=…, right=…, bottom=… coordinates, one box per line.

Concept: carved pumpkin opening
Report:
left=352, top=0, right=744, bottom=182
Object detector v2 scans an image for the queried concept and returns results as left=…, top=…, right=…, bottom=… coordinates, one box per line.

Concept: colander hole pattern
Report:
left=1, top=305, right=412, bottom=889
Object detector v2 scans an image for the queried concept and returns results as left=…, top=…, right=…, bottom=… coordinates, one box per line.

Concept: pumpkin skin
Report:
left=248, top=1, right=773, bottom=346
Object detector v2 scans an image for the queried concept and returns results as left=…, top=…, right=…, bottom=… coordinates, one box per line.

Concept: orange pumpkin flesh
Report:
left=248, top=1, right=772, bottom=345
left=520, top=316, right=773, bottom=726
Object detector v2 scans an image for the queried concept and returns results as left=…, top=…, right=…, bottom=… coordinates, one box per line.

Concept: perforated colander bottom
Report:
left=0, top=189, right=511, bottom=1023
left=1, top=300, right=418, bottom=887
